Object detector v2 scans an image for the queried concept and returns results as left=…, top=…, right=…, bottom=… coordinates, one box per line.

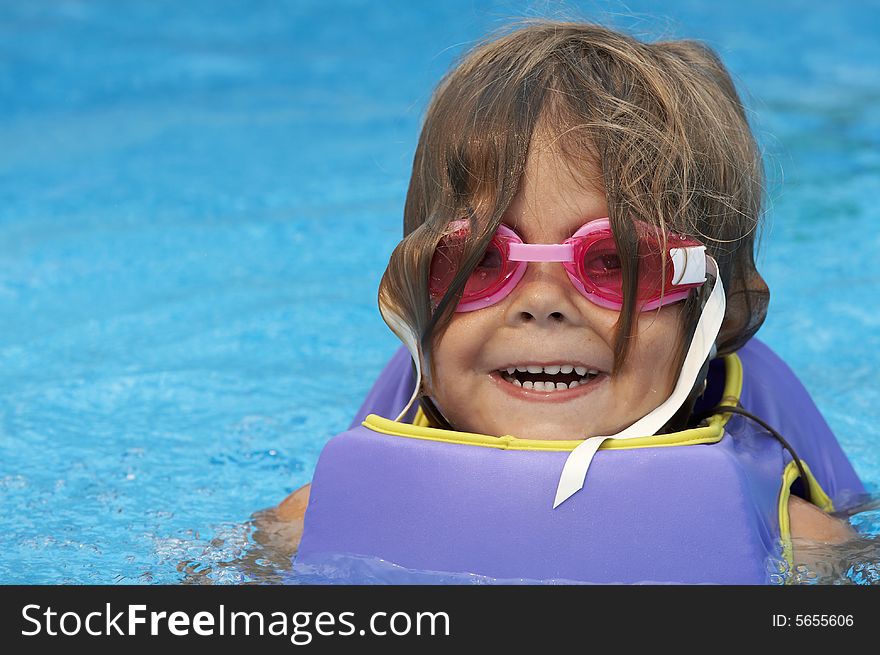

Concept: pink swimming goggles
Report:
left=429, top=218, right=708, bottom=312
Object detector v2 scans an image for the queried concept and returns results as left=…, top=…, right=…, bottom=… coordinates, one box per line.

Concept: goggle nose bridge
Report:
left=507, top=242, right=575, bottom=263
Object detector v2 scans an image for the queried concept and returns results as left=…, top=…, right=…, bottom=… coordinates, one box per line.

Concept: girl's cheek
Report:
left=435, top=314, right=490, bottom=367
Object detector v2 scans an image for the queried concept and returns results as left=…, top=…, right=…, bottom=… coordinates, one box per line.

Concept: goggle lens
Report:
left=464, top=241, right=506, bottom=298
left=430, top=229, right=513, bottom=304
left=578, top=236, right=624, bottom=303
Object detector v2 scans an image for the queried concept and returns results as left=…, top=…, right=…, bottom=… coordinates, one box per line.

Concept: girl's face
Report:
left=429, top=141, right=685, bottom=439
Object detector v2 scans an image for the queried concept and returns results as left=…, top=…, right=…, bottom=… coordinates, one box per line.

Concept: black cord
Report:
left=419, top=396, right=454, bottom=431
left=691, top=404, right=812, bottom=504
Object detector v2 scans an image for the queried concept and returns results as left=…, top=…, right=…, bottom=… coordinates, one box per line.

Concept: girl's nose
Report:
left=503, top=263, right=583, bottom=326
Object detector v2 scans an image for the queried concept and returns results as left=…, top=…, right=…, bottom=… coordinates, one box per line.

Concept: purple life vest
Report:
left=294, top=339, right=864, bottom=584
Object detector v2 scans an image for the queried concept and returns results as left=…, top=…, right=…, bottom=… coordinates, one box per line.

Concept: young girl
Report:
left=274, top=21, right=862, bottom=582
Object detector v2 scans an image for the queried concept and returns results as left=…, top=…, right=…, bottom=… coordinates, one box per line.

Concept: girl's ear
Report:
left=716, top=269, right=769, bottom=356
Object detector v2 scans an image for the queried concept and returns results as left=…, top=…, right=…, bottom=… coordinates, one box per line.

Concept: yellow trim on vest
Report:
left=363, top=352, right=744, bottom=452
left=777, top=460, right=835, bottom=577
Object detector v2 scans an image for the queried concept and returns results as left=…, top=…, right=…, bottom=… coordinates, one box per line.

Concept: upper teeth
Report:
left=505, top=364, right=599, bottom=376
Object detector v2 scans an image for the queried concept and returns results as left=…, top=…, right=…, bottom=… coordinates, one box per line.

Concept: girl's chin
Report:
left=497, top=422, right=594, bottom=440
left=478, top=404, right=609, bottom=440
left=485, top=380, right=616, bottom=439
left=438, top=402, right=600, bottom=440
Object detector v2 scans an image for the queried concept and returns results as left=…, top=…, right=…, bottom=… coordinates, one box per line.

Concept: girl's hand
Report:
left=174, top=484, right=314, bottom=584
left=788, top=495, right=855, bottom=544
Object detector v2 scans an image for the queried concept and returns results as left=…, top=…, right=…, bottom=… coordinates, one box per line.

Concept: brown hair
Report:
left=378, top=20, right=769, bottom=403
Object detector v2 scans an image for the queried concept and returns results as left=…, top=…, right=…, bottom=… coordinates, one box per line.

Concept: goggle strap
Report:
left=553, top=256, right=725, bottom=508
left=386, top=310, right=423, bottom=423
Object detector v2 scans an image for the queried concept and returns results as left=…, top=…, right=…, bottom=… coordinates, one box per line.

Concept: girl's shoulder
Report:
left=277, top=483, right=311, bottom=521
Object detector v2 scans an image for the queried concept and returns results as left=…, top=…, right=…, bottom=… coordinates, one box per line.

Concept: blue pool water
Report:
left=0, top=0, right=878, bottom=584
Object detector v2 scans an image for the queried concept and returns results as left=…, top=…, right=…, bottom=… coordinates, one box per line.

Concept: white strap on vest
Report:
left=552, top=257, right=726, bottom=508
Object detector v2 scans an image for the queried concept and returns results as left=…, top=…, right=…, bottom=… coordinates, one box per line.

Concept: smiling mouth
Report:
left=498, top=364, right=602, bottom=392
